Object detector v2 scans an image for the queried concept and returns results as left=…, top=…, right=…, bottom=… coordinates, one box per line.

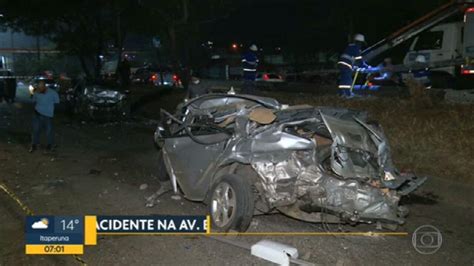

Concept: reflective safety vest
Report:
left=413, top=69, right=431, bottom=87
left=242, top=51, right=259, bottom=80
left=337, top=43, right=363, bottom=70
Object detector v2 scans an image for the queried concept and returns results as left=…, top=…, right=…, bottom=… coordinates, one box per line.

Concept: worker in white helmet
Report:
left=411, top=55, right=431, bottom=88
left=241, top=44, right=259, bottom=94
left=337, top=33, right=370, bottom=96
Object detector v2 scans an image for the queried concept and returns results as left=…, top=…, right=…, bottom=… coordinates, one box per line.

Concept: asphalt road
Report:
left=0, top=87, right=473, bottom=265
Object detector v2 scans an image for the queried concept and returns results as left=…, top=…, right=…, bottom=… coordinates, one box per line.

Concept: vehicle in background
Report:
left=402, top=22, right=461, bottom=88
left=132, top=66, right=181, bottom=87
left=28, top=77, right=59, bottom=94
left=73, top=84, right=130, bottom=121
left=256, top=72, right=285, bottom=83
left=131, top=67, right=151, bottom=84
left=256, top=72, right=286, bottom=88
left=363, top=2, right=474, bottom=89
left=150, top=72, right=181, bottom=87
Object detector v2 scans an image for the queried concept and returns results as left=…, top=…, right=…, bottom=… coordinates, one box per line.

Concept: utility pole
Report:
left=36, top=35, right=40, bottom=61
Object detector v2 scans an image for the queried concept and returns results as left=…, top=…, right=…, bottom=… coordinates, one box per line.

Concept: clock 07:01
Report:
left=44, top=245, right=65, bottom=253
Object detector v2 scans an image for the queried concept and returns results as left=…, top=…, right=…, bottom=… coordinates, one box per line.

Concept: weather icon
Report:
left=31, top=218, right=49, bottom=229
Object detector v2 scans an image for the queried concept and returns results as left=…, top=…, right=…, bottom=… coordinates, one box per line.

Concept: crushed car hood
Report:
left=84, top=86, right=126, bottom=105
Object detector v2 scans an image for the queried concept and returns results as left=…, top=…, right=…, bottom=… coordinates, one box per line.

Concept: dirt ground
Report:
left=1, top=86, right=473, bottom=265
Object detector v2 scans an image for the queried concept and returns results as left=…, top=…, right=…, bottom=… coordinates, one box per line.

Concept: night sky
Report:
left=209, top=0, right=451, bottom=52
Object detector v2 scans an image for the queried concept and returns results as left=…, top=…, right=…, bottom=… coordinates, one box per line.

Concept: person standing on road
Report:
left=30, top=77, right=60, bottom=153
left=241, top=44, right=259, bottom=94
left=118, top=58, right=131, bottom=89
left=337, top=34, right=369, bottom=97
left=5, top=71, right=17, bottom=103
left=178, top=64, right=191, bottom=91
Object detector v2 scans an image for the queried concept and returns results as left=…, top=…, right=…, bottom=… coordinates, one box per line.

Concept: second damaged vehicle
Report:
left=74, top=85, right=130, bottom=121
left=154, top=94, right=426, bottom=231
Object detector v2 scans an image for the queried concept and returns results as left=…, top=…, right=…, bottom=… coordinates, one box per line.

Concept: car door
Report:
left=160, top=112, right=230, bottom=200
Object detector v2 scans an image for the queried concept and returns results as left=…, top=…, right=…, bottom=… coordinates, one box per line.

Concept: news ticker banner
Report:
left=25, top=215, right=210, bottom=255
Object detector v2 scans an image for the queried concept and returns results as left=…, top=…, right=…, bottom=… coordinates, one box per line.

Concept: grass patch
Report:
left=263, top=92, right=474, bottom=183
left=138, top=88, right=474, bottom=183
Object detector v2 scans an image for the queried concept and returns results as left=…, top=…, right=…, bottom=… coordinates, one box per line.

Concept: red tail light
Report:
left=263, top=74, right=269, bottom=80
left=461, top=68, right=474, bottom=75
left=466, top=7, right=474, bottom=13
left=151, top=74, right=158, bottom=80
left=173, top=75, right=178, bottom=81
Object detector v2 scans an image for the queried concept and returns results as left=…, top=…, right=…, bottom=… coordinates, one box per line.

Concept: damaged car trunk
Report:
left=154, top=94, right=426, bottom=231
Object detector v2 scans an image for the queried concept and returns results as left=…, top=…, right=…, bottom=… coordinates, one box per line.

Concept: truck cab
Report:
left=403, top=22, right=463, bottom=76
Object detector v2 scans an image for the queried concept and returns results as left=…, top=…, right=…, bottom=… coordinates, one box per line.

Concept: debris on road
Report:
left=251, top=240, right=299, bottom=266
left=145, top=181, right=173, bottom=207
left=171, top=194, right=182, bottom=201
left=89, top=169, right=102, bottom=175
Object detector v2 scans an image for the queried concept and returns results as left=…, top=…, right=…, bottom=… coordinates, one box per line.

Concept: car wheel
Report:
left=156, top=150, right=170, bottom=181
left=209, top=174, right=254, bottom=232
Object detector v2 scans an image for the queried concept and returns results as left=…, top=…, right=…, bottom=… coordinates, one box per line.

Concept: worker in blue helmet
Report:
left=337, top=33, right=369, bottom=97
left=241, top=44, right=259, bottom=94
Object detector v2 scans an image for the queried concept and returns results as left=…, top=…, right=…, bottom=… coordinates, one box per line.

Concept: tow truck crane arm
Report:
left=362, top=0, right=474, bottom=62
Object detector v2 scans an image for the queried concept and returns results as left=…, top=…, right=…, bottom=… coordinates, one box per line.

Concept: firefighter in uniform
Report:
left=241, top=44, right=259, bottom=94
left=337, top=34, right=368, bottom=96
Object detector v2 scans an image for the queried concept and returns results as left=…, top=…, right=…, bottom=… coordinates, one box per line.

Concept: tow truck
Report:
left=357, top=0, right=474, bottom=91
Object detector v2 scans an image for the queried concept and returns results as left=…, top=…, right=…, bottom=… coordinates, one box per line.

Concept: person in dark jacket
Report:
left=5, top=71, right=17, bottom=103
left=241, top=44, right=259, bottom=94
left=118, top=58, right=131, bottom=89
left=337, top=34, right=369, bottom=97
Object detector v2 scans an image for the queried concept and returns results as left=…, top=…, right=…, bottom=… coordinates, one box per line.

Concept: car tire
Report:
left=156, top=150, right=170, bottom=182
left=209, top=174, right=254, bottom=232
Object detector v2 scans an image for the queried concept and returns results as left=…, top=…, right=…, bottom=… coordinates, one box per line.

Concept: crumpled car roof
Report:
left=184, top=94, right=281, bottom=110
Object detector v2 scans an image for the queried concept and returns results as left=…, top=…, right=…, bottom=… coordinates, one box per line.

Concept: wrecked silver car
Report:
left=154, top=94, right=426, bottom=231
left=74, top=85, right=130, bottom=120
